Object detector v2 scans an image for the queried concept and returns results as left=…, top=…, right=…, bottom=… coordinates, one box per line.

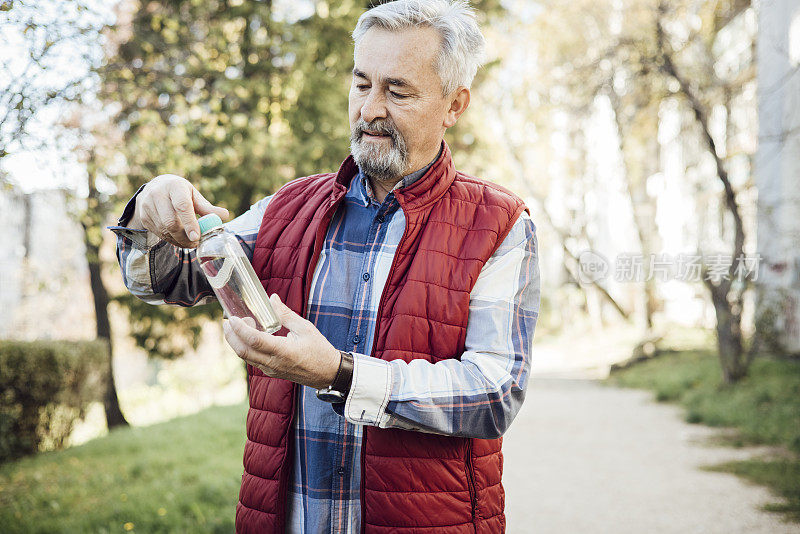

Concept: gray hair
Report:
left=352, top=0, right=486, bottom=96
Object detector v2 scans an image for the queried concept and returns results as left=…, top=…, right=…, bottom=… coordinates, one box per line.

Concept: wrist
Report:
left=312, top=347, right=342, bottom=389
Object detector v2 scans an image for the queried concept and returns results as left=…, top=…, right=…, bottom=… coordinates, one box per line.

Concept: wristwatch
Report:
left=316, top=351, right=354, bottom=403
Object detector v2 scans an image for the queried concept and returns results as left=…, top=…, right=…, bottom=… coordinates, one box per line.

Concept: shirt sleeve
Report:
left=342, top=212, right=541, bottom=439
left=108, top=191, right=273, bottom=307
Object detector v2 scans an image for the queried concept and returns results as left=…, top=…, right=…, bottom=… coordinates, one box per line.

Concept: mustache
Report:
left=351, top=118, right=401, bottom=144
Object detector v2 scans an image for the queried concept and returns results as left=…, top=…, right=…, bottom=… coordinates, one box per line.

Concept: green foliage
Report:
left=112, top=294, right=222, bottom=361
left=0, top=403, right=247, bottom=533
left=100, top=0, right=361, bottom=213
left=0, top=340, right=108, bottom=463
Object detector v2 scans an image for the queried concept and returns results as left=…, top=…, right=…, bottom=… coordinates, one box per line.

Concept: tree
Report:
left=0, top=0, right=104, bottom=158
left=96, top=0, right=358, bottom=361
left=524, top=0, right=758, bottom=382
left=1, top=0, right=130, bottom=427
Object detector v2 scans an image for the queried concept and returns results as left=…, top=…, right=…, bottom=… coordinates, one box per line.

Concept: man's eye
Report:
left=356, top=84, right=370, bottom=90
left=390, top=91, right=408, bottom=99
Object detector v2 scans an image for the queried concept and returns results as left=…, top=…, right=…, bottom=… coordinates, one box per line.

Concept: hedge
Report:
left=0, top=339, right=108, bottom=463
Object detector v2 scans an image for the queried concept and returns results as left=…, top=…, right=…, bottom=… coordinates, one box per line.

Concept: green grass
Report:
left=606, top=348, right=800, bottom=522
left=0, top=402, right=248, bottom=533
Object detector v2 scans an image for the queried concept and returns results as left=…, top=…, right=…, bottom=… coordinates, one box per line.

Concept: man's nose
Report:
left=360, top=89, right=387, bottom=123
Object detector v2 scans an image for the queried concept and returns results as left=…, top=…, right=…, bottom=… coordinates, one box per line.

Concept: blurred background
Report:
left=1, top=0, right=799, bottom=532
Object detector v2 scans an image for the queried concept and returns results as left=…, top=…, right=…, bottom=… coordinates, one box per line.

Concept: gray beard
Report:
left=349, top=120, right=409, bottom=181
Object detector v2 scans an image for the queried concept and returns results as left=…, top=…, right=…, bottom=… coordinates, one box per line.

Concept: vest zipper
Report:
left=276, top=382, right=296, bottom=533
left=465, top=438, right=478, bottom=528
left=360, top=430, right=367, bottom=534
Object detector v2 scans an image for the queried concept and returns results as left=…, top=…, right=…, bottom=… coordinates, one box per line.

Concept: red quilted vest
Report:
left=239, top=142, right=528, bottom=533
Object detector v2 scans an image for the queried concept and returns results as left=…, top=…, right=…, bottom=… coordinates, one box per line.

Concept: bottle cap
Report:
left=198, top=213, right=223, bottom=235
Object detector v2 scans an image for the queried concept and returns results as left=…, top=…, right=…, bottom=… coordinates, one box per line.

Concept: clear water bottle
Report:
left=197, top=214, right=281, bottom=334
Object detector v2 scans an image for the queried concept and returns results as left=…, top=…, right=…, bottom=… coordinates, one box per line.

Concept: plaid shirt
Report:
left=111, top=164, right=540, bottom=534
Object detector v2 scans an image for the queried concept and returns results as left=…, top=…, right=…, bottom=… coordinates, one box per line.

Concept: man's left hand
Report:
left=223, top=294, right=341, bottom=389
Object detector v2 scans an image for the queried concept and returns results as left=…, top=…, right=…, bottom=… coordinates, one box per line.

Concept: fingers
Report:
left=152, top=194, right=193, bottom=248
left=223, top=317, right=288, bottom=378
left=170, top=188, right=202, bottom=245
left=192, top=187, right=230, bottom=220
left=137, top=174, right=229, bottom=247
left=225, top=316, right=285, bottom=359
left=269, top=294, right=309, bottom=333
left=223, top=319, right=254, bottom=360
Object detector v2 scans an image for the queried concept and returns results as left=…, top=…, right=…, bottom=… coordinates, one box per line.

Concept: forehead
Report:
left=353, top=25, right=441, bottom=86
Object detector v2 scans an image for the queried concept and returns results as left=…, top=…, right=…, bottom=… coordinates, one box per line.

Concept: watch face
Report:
left=316, top=388, right=346, bottom=404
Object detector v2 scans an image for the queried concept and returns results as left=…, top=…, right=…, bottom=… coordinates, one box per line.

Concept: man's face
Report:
left=349, top=26, right=453, bottom=180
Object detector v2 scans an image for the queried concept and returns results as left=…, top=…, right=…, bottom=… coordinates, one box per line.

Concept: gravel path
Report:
left=502, top=378, right=799, bottom=534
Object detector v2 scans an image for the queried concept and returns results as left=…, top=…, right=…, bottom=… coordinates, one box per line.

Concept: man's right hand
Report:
left=128, top=174, right=230, bottom=248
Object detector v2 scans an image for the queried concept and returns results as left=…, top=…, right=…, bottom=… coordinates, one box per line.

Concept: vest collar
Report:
left=332, top=140, right=455, bottom=213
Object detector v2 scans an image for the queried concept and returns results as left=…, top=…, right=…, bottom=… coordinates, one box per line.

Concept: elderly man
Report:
left=112, top=1, right=540, bottom=532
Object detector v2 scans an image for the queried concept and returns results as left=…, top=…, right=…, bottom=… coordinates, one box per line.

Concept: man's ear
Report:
left=443, top=87, right=470, bottom=129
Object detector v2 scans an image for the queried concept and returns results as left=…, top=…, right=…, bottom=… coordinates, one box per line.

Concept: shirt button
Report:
left=337, top=467, right=345, bottom=476
left=362, top=272, right=370, bottom=281
left=353, top=334, right=360, bottom=344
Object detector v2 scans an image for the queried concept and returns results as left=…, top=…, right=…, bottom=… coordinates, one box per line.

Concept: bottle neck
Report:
left=199, top=227, right=224, bottom=242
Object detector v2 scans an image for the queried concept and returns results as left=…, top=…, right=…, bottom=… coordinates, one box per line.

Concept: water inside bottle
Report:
left=199, top=253, right=281, bottom=334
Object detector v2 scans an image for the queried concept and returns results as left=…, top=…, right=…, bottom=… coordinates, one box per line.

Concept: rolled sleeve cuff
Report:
left=342, top=353, right=392, bottom=427
left=107, top=184, right=161, bottom=249
left=108, top=226, right=161, bottom=249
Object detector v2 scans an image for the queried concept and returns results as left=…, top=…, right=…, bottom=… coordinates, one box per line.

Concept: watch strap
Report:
left=316, top=351, right=354, bottom=404
left=330, top=350, right=354, bottom=397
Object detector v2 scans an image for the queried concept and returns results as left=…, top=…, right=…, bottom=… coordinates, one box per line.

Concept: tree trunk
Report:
left=711, top=286, right=747, bottom=383
left=82, top=156, right=129, bottom=429
left=85, top=237, right=130, bottom=429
